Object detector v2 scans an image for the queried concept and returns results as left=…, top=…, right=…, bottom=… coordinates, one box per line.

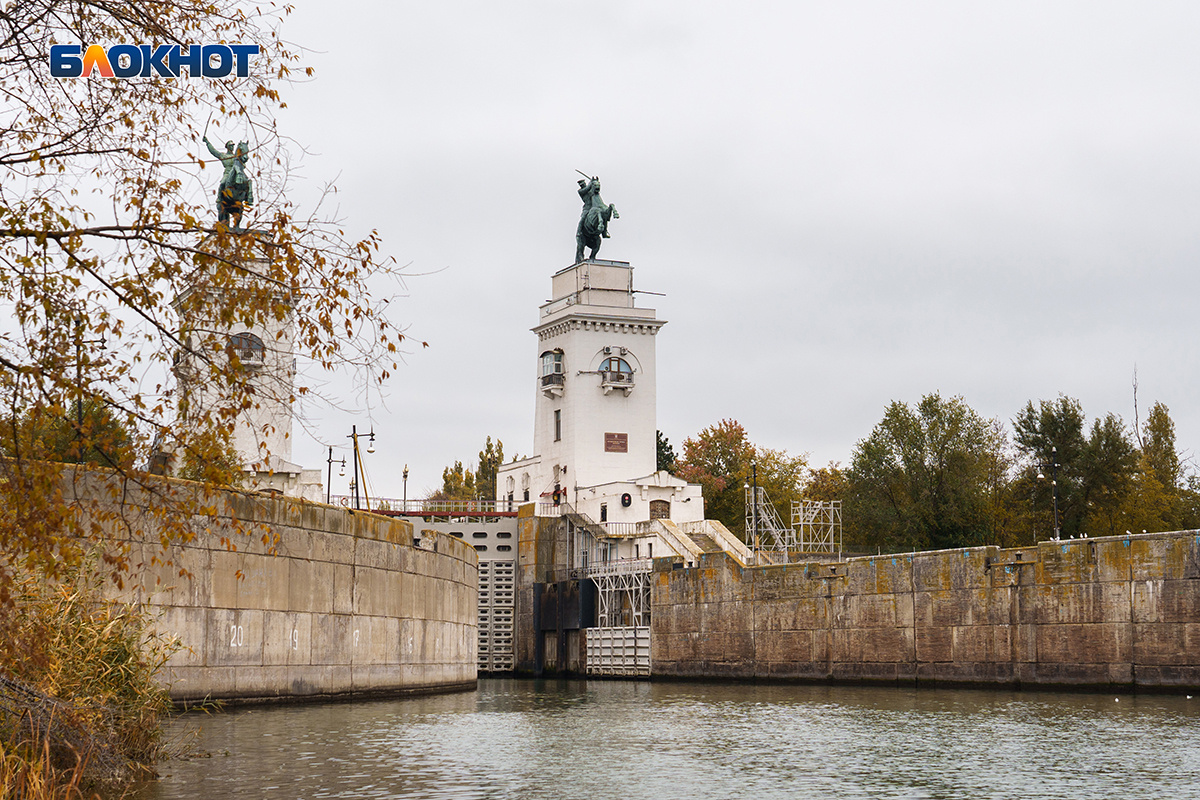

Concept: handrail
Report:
left=328, top=496, right=516, bottom=515
left=581, top=557, right=653, bottom=577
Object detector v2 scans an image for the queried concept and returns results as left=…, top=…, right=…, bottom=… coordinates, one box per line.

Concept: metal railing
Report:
left=327, top=496, right=516, bottom=515
left=600, top=370, right=634, bottom=385
left=583, top=557, right=653, bottom=577
left=540, top=372, right=565, bottom=387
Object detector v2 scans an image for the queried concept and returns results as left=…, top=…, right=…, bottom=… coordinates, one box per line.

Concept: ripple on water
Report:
left=138, top=680, right=1200, bottom=800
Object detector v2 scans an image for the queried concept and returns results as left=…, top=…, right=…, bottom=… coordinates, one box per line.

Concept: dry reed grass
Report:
left=0, top=560, right=179, bottom=797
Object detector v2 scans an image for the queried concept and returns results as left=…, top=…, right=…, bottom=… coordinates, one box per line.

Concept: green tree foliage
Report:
left=1142, top=402, right=1183, bottom=493
left=674, top=419, right=808, bottom=540
left=846, top=393, right=1006, bottom=553
left=656, top=430, right=677, bottom=473
left=1013, top=397, right=1137, bottom=539
left=430, top=436, right=511, bottom=502
left=1, top=399, right=135, bottom=469
left=475, top=436, right=505, bottom=501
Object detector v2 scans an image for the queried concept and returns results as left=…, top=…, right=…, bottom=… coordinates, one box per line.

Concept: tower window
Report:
left=226, top=332, right=265, bottom=365
left=541, top=350, right=564, bottom=376
left=540, top=350, right=565, bottom=396
left=600, top=356, right=632, bottom=375
left=554, top=409, right=561, bottom=441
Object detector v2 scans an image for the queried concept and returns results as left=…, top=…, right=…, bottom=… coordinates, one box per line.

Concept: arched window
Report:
left=600, top=356, right=634, bottom=394
left=226, top=332, right=265, bottom=364
left=600, top=357, right=632, bottom=375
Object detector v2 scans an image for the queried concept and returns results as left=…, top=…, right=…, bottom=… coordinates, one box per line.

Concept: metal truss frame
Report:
left=792, top=500, right=842, bottom=554
left=594, top=570, right=650, bottom=628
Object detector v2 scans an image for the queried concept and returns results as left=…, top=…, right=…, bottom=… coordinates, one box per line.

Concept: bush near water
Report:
left=0, top=562, right=179, bottom=797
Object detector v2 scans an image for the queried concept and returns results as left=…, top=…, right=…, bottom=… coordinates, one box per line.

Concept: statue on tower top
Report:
left=575, top=172, right=619, bottom=263
left=203, top=134, right=254, bottom=231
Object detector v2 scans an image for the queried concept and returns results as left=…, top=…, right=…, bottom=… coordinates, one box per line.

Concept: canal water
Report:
left=140, top=678, right=1200, bottom=799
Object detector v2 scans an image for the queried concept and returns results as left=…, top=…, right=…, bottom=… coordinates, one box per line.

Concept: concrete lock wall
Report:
left=652, top=531, right=1200, bottom=690
left=91, top=474, right=478, bottom=704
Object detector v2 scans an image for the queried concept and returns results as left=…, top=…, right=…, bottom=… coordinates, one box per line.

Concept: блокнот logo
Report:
left=50, top=44, right=260, bottom=78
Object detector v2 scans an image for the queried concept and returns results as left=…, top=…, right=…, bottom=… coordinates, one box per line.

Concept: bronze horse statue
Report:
left=203, top=136, right=254, bottom=230
left=575, top=176, right=618, bottom=263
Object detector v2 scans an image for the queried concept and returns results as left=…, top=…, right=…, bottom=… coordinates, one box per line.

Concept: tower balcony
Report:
left=540, top=371, right=565, bottom=398
left=600, top=370, right=634, bottom=396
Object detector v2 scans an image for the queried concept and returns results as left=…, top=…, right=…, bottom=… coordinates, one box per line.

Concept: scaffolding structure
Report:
left=744, top=488, right=843, bottom=557
left=792, top=500, right=842, bottom=554
left=744, top=485, right=795, bottom=551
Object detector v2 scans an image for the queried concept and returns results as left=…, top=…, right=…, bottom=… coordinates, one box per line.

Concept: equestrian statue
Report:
left=575, top=174, right=618, bottom=263
left=203, top=135, right=254, bottom=231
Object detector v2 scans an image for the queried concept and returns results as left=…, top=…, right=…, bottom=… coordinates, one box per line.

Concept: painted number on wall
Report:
left=353, top=629, right=360, bottom=648
left=230, top=624, right=245, bottom=647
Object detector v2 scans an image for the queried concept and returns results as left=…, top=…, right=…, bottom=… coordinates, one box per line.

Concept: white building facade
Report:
left=171, top=236, right=322, bottom=500
left=497, top=259, right=703, bottom=526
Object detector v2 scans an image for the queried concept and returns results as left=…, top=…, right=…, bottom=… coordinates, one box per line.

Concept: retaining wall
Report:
left=652, top=531, right=1200, bottom=689
left=90, top=473, right=478, bottom=704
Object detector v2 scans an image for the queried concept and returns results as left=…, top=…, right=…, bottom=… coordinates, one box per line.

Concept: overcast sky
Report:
left=260, top=2, right=1200, bottom=499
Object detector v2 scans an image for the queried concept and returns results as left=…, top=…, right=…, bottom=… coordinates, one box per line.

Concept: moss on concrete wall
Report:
left=653, top=532, right=1200, bottom=689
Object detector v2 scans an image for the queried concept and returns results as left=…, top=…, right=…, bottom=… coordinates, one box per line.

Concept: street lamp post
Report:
left=1037, top=446, right=1061, bottom=541
left=752, top=461, right=759, bottom=557
left=346, top=425, right=376, bottom=510
left=402, top=464, right=409, bottom=512
left=326, top=446, right=345, bottom=505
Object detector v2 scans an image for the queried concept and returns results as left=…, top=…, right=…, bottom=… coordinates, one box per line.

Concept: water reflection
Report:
left=140, top=680, right=1200, bottom=799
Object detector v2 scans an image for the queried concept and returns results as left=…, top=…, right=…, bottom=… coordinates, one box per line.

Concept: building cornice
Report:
left=533, top=315, right=666, bottom=341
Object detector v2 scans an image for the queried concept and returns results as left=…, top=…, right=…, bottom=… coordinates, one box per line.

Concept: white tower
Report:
left=171, top=236, right=321, bottom=499
left=499, top=259, right=702, bottom=524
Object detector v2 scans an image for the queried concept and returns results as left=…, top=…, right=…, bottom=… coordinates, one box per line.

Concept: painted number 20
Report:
left=230, top=624, right=244, bottom=647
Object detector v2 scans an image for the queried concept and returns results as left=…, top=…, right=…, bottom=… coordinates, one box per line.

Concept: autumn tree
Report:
left=674, top=419, right=808, bottom=540
left=802, top=463, right=848, bottom=504
left=1, top=398, right=134, bottom=469
left=0, top=0, right=411, bottom=601
left=1112, top=402, right=1198, bottom=534
left=0, top=9, right=416, bottom=769
left=430, top=436, right=512, bottom=502
left=846, top=393, right=1007, bottom=553
left=430, top=461, right=477, bottom=502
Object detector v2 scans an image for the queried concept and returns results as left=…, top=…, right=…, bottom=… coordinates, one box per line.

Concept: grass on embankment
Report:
left=0, top=561, right=179, bottom=797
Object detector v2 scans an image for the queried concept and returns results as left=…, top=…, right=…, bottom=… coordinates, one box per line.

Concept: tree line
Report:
left=663, top=393, right=1200, bottom=552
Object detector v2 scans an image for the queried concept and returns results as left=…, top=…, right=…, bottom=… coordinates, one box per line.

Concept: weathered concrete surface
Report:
left=90, top=475, right=477, bottom=704
left=652, top=532, right=1200, bottom=690
left=514, top=506, right=587, bottom=674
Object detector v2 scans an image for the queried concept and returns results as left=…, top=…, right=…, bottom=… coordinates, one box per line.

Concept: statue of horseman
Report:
left=575, top=173, right=619, bottom=263
left=203, top=135, right=254, bottom=230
